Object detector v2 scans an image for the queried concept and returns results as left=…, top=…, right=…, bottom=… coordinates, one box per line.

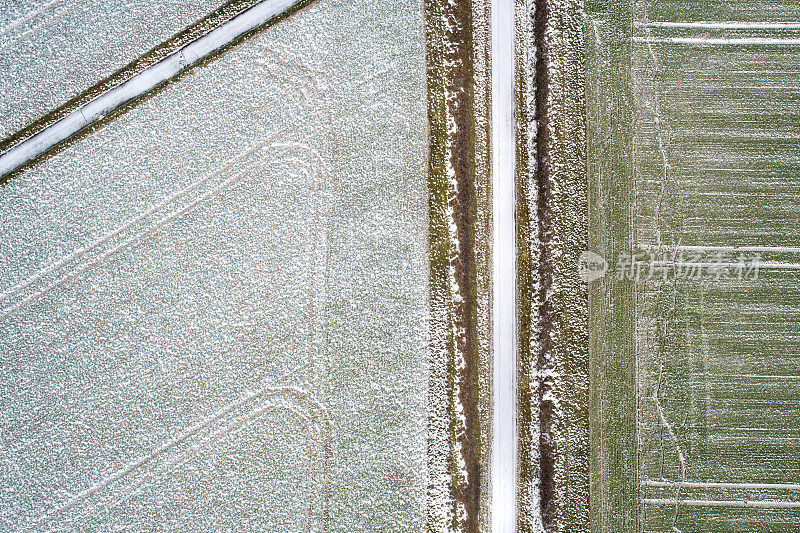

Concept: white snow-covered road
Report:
left=491, top=0, right=518, bottom=529
left=0, top=0, right=305, bottom=178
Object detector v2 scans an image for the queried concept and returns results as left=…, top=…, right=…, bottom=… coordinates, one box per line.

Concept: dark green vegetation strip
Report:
left=586, top=0, right=639, bottom=531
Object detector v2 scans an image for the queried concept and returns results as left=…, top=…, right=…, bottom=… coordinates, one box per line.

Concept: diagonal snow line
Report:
left=0, top=0, right=308, bottom=179
left=0, top=163, right=258, bottom=321
left=0, top=1, right=82, bottom=52
left=0, top=0, right=69, bottom=39
left=25, top=386, right=329, bottom=531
